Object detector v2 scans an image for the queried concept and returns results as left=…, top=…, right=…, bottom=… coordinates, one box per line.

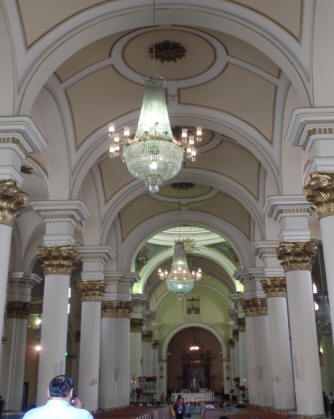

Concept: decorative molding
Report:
left=0, top=180, right=28, bottom=226
left=6, top=301, right=30, bottom=319
left=232, top=329, right=239, bottom=341
left=242, top=297, right=267, bottom=317
left=264, top=195, right=311, bottom=221
left=261, top=277, right=286, bottom=298
left=304, top=172, right=334, bottom=218
left=228, top=338, right=235, bottom=348
left=276, top=241, right=317, bottom=272
left=77, top=280, right=105, bottom=302
left=38, top=245, right=80, bottom=275
left=149, top=40, right=186, bottom=63
left=152, top=339, right=159, bottom=349
left=142, top=330, right=153, bottom=342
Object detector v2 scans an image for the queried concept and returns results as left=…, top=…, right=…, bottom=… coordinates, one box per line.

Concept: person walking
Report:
left=174, top=395, right=185, bottom=419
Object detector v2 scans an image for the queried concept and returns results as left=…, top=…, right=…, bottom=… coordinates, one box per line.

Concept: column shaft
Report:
left=245, top=316, right=257, bottom=404
left=0, top=225, right=13, bottom=334
left=130, top=331, right=143, bottom=379
left=118, top=317, right=130, bottom=406
left=37, top=274, right=70, bottom=405
left=100, top=316, right=119, bottom=408
left=78, top=301, right=101, bottom=410
left=238, top=331, right=247, bottom=387
left=286, top=269, right=323, bottom=415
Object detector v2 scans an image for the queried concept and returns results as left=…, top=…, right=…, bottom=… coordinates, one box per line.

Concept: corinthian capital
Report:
left=261, top=277, right=286, bottom=298
left=77, top=280, right=105, bottom=302
left=242, top=298, right=267, bottom=317
left=276, top=241, right=317, bottom=272
left=305, top=172, right=334, bottom=218
left=38, top=246, right=80, bottom=275
left=0, top=180, right=28, bottom=226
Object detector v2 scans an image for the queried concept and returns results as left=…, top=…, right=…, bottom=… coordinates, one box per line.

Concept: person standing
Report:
left=23, top=375, right=92, bottom=419
left=174, top=395, right=185, bottom=419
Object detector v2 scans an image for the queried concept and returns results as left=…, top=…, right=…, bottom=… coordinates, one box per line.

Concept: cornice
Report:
left=264, top=195, right=311, bottom=220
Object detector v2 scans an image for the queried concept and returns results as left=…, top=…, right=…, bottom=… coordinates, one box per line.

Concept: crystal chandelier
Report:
left=108, top=78, right=202, bottom=192
left=158, top=240, right=202, bottom=298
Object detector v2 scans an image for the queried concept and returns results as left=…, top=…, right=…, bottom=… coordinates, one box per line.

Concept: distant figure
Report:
left=328, top=391, right=334, bottom=415
left=174, top=395, right=185, bottom=419
left=0, top=395, right=4, bottom=418
left=22, top=375, right=92, bottom=418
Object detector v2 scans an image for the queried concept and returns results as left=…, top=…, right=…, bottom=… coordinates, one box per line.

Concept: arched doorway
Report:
left=167, top=327, right=223, bottom=395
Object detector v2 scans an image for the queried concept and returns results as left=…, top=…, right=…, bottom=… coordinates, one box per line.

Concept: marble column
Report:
left=142, top=330, right=153, bottom=376
left=277, top=241, right=324, bottom=416
left=100, top=301, right=119, bottom=408
left=77, top=245, right=113, bottom=411
left=152, top=340, right=159, bottom=379
left=0, top=182, right=27, bottom=337
left=243, top=298, right=272, bottom=407
left=237, top=318, right=247, bottom=389
left=261, top=277, right=295, bottom=410
left=130, top=318, right=144, bottom=382
left=118, top=301, right=132, bottom=407
left=223, top=358, right=231, bottom=395
left=1, top=273, right=41, bottom=410
left=32, top=201, right=89, bottom=405
left=0, top=117, right=46, bottom=339
left=244, top=314, right=257, bottom=404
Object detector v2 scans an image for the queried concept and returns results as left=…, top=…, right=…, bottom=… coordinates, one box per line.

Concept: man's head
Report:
left=48, top=375, right=75, bottom=400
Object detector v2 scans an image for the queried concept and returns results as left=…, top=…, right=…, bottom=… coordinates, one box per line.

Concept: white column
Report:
left=223, top=359, right=231, bottom=395
left=100, top=305, right=119, bottom=408
left=1, top=273, right=41, bottom=411
left=119, top=313, right=131, bottom=406
left=0, top=117, right=46, bottom=339
left=245, top=316, right=257, bottom=404
left=265, top=195, right=325, bottom=416
left=284, top=266, right=324, bottom=415
left=130, top=319, right=143, bottom=381
left=142, top=332, right=153, bottom=376
left=32, top=201, right=89, bottom=405
left=262, top=277, right=295, bottom=410
left=77, top=246, right=113, bottom=411
left=237, top=320, right=247, bottom=388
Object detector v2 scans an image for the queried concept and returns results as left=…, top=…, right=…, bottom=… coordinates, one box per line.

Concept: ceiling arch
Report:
left=10, top=1, right=312, bottom=115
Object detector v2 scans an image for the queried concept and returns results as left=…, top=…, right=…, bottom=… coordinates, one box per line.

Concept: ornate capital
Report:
left=77, top=280, right=105, bottom=302
left=152, top=339, right=159, bottom=349
left=228, top=338, right=235, bottom=348
left=261, top=277, right=286, bottom=298
left=232, top=329, right=239, bottom=341
left=130, top=318, right=143, bottom=333
left=242, top=298, right=267, bottom=317
left=142, top=330, right=153, bottom=342
left=102, top=300, right=132, bottom=318
left=237, top=318, right=245, bottom=332
left=276, top=241, right=317, bottom=272
left=305, top=172, right=334, bottom=218
left=0, top=180, right=28, bottom=226
left=38, top=246, right=80, bottom=275
left=7, top=301, right=30, bottom=319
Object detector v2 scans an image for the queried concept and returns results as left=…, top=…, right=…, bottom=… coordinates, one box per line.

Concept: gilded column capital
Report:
left=0, top=180, right=28, bottom=226
left=228, top=338, right=235, bottom=348
left=7, top=301, right=30, bottom=319
left=152, top=339, right=159, bottom=349
left=232, top=329, right=239, bottom=341
left=101, top=300, right=132, bottom=318
left=237, top=317, right=245, bottom=332
left=130, top=318, right=143, bottom=333
left=276, top=241, right=317, bottom=272
left=242, top=297, right=268, bottom=317
left=142, top=330, right=153, bottom=342
left=38, top=245, right=80, bottom=275
left=261, top=277, right=286, bottom=298
left=305, top=172, right=334, bottom=218
left=77, top=280, right=105, bottom=302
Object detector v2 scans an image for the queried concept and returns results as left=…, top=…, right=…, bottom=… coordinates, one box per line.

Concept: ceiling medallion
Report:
left=149, top=40, right=187, bottom=63
left=171, top=182, right=195, bottom=190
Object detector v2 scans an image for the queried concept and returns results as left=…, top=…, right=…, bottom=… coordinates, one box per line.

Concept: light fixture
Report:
left=158, top=240, right=202, bottom=298
left=108, top=1, right=202, bottom=193
left=189, top=328, right=200, bottom=351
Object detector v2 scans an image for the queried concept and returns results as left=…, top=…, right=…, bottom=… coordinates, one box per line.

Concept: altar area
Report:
left=171, top=391, right=214, bottom=403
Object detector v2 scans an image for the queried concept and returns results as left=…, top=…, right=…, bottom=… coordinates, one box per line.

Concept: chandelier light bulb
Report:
left=108, top=124, right=115, bottom=133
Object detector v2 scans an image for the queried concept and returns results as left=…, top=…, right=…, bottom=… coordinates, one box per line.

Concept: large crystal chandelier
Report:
left=158, top=240, right=202, bottom=298
left=108, top=78, right=202, bottom=192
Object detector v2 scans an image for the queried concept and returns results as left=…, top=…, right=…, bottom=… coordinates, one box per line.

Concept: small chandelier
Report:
left=108, top=77, right=202, bottom=193
left=158, top=240, right=202, bottom=298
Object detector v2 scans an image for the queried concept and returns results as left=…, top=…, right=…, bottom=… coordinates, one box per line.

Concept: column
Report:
left=0, top=182, right=27, bottom=337
left=237, top=318, right=247, bottom=391
left=100, top=301, right=119, bottom=408
left=77, top=246, right=113, bottom=411
left=265, top=195, right=324, bottom=416
left=277, top=241, right=324, bottom=415
left=321, top=335, right=334, bottom=393
left=118, top=301, right=132, bottom=407
left=243, top=313, right=257, bottom=404
left=243, top=298, right=272, bottom=407
left=130, top=318, right=144, bottom=382
left=228, top=338, right=236, bottom=394
left=261, top=277, right=295, bottom=410
left=32, top=201, right=89, bottom=405
left=223, top=358, right=231, bottom=395
left=1, top=273, right=41, bottom=411
left=142, top=330, right=153, bottom=376
left=0, top=117, right=46, bottom=337
left=232, top=329, right=240, bottom=379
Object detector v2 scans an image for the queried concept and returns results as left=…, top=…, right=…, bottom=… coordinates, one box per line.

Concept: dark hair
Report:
left=49, top=375, right=75, bottom=398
